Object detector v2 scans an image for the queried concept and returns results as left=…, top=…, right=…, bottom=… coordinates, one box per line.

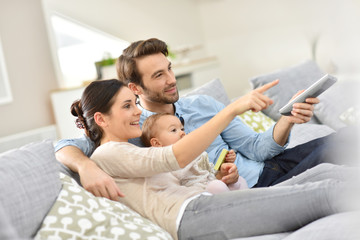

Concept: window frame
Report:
left=43, top=11, right=128, bottom=88
left=0, top=36, right=12, bottom=105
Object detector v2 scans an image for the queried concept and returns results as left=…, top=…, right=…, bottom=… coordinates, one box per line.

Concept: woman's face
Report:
left=101, top=87, right=142, bottom=143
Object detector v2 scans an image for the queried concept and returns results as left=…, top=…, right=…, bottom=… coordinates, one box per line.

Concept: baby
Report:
left=141, top=113, right=248, bottom=194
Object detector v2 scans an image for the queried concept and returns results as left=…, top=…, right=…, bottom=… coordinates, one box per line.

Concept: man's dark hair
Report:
left=116, top=38, right=168, bottom=87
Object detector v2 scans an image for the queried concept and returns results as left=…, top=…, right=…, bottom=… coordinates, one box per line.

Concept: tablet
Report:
left=278, top=74, right=337, bottom=116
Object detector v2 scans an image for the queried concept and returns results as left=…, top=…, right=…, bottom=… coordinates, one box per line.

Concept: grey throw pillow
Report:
left=0, top=203, right=20, bottom=240
left=249, top=60, right=324, bottom=122
left=184, top=78, right=231, bottom=106
left=314, top=80, right=360, bottom=130
left=0, top=140, right=61, bottom=238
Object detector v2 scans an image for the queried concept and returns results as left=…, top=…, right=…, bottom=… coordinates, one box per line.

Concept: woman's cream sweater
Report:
left=91, top=141, right=208, bottom=239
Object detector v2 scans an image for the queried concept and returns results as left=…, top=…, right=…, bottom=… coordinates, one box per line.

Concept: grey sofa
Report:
left=1, top=60, right=359, bottom=240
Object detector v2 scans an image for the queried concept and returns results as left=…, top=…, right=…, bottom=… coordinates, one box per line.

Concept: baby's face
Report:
left=153, top=115, right=185, bottom=146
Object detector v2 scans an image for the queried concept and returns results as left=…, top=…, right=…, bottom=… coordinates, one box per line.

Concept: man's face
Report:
left=136, top=53, right=179, bottom=104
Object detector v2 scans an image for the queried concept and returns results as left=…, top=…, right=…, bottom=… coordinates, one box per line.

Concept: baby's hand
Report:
left=219, top=163, right=239, bottom=185
left=225, top=149, right=236, bottom=163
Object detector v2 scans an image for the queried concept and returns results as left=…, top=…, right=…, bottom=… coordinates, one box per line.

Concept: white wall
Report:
left=42, top=0, right=206, bottom=60
left=196, top=0, right=360, bottom=98
left=45, top=0, right=360, bottom=100
left=0, top=0, right=58, bottom=138
left=1, top=0, right=359, bottom=139
left=42, top=0, right=211, bottom=89
left=0, top=0, right=205, bottom=139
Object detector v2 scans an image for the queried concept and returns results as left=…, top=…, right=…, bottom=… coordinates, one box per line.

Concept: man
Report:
left=55, top=38, right=325, bottom=200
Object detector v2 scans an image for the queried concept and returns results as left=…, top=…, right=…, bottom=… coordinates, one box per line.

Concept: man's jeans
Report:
left=256, top=126, right=359, bottom=187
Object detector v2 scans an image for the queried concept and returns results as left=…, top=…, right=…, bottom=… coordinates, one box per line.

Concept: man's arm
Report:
left=194, top=88, right=284, bottom=163
left=56, top=145, right=124, bottom=200
left=273, top=92, right=320, bottom=146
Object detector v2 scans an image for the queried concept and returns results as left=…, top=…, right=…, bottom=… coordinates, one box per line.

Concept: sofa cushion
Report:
left=249, top=60, right=324, bottom=123
left=231, top=232, right=290, bottom=240
left=35, top=173, right=173, bottom=240
left=286, top=123, right=335, bottom=149
left=283, top=211, right=360, bottom=240
left=0, top=140, right=61, bottom=238
left=314, top=80, right=360, bottom=130
left=0, top=203, right=20, bottom=240
left=237, top=111, right=335, bottom=149
left=184, top=78, right=231, bottom=106
left=238, top=110, right=275, bottom=133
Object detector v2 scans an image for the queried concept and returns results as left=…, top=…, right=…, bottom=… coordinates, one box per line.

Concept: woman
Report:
left=71, top=79, right=357, bottom=240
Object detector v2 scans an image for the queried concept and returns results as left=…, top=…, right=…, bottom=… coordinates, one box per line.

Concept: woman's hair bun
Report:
left=71, top=100, right=86, bottom=130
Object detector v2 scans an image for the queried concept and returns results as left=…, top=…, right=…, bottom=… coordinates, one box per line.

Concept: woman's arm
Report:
left=56, top=146, right=124, bottom=200
left=173, top=80, right=279, bottom=168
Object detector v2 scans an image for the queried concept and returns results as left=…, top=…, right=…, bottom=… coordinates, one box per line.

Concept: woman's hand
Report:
left=79, top=160, right=125, bottom=200
left=230, top=79, right=278, bottom=116
left=216, top=163, right=239, bottom=185
left=56, top=146, right=125, bottom=200
left=173, top=80, right=278, bottom=168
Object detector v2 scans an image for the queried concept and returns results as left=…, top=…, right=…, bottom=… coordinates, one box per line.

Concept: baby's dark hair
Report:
left=141, top=113, right=174, bottom=147
left=71, top=79, right=126, bottom=147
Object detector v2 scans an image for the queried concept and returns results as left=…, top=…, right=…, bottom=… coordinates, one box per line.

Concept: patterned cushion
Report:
left=238, top=110, right=275, bottom=133
left=35, top=173, right=173, bottom=240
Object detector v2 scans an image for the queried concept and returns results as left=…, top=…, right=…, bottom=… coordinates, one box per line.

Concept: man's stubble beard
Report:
left=143, top=84, right=179, bottom=104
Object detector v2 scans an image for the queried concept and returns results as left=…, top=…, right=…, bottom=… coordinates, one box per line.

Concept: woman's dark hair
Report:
left=116, top=38, right=168, bottom=87
left=71, top=79, right=126, bottom=147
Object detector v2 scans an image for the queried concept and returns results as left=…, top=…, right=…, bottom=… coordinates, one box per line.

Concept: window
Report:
left=49, top=14, right=129, bottom=88
left=0, top=37, right=12, bottom=105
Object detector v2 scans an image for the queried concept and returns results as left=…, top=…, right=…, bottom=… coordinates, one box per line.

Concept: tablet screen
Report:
left=279, top=74, right=337, bottom=116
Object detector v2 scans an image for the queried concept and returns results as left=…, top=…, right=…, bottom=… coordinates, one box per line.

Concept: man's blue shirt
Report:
left=55, top=94, right=286, bottom=187
left=139, top=95, right=286, bottom=187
